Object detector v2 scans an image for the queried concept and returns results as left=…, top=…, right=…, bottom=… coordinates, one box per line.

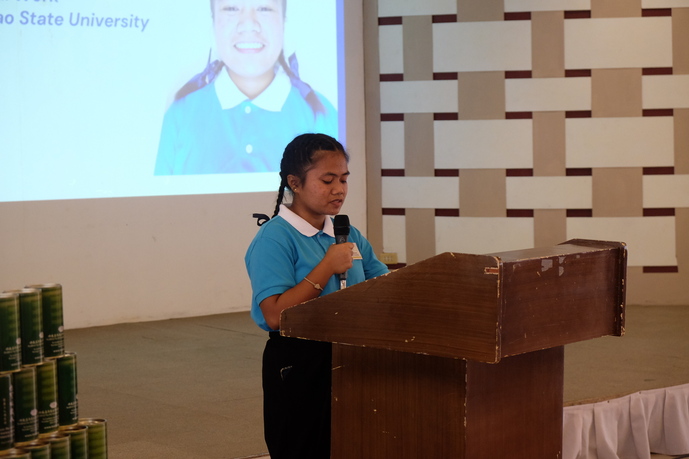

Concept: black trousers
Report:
left=262, top=332, right=332, bottom=459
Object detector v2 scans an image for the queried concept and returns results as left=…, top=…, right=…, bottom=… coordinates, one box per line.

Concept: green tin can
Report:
left=0, top=449, right=31, bottom=458
left=0, top=293, right=21, bottom=373
left=58, top=425, right=87, bottom=459
left=0, top=374, right=13, bottom=451
left=11, top=367, right=38, bottom=444
left=37, top=432, right=70, bottom=459
left=6, top=289, right=43, bottom=367
left=12, top=440, right=49, bottom=459
left=25, top=284, right=65, bottom=360
left=56, top=353, right=78, bottom=427
left=79, top=418, right=108, bottom=459
left=35, top=360, right=59, bottom=435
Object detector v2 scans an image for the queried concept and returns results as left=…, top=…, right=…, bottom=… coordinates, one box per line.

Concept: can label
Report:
left=37, top=432, right=71, bottom=459
left=12, top=367, right=39, bottom=444
left=14, top=289, right=45, bottom=367
left=0, top=293, right=21, bottom=373
left=26, top=284, right=65, bottom=359
left=14, top=440, right=51, bottom=459
left=0, top=449, right=31, bottom=458
left=36, top=360, right=59, bottom=434
left=58, top=425, right=88, bottom=459
left=0, top=373, right=14, bottom=450
left=79, top=418, right=108, bottom=459
left=57, top=352, right=78, bottom=426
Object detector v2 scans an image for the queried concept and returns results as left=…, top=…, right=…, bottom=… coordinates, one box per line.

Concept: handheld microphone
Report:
left=333, top=214, right=350, bottom=289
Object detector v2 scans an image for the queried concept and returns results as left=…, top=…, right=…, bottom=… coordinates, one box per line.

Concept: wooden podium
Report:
left=280, top=239, right=627, bottom=458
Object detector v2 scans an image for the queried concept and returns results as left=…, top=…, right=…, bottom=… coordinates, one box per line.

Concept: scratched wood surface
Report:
left=281, top=239, right=627, bottom=363
left=330, top=345, right=564, bottom=458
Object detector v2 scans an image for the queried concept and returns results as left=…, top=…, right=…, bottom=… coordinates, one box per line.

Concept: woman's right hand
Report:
left=323, top=242, right=355, bottom=274
left=259, top=242, right=355, bottom=330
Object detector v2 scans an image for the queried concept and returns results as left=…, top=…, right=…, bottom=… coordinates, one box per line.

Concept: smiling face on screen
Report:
left=212, top=0, right=285, bottom=98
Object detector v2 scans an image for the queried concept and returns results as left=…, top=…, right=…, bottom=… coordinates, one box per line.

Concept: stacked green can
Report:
left=25, top=284, right=64, bottom=360
left=0, top=374, right=12, bottom=451
left=11, top=440, right=50, bottom=459
left=79, top=419, right=108, bottom=459
left=0, top=283, right=108, bottom=458
left=37, top=432, right=70, bottom=459
left=12, top=367, right=38, bottom=444
left=0, top=293, right=21, bottom=374
left=0, top=448, right=31, bottom=458
left=36, top=360, right=59, bottom=434
left=9, top=289, right=44, bottom=368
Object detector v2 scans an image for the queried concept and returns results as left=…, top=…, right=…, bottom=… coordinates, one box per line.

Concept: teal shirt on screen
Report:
left=245, top=205, right=389, bottom=332
left=154, top=69, right=338, bottom=175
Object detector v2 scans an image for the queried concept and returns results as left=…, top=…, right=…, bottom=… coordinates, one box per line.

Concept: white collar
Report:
left=278, top=204, right=334, bottom=237
left=214, top=66, right=291, bottom=112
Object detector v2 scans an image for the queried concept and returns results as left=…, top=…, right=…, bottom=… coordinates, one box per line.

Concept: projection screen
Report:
left=0, top=0, right=345, bottom=202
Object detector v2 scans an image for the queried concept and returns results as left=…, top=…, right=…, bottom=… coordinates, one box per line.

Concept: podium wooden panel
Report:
left=280, top=239, right=627, bottom=458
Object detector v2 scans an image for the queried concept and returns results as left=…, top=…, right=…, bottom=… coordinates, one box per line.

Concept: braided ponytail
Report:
left=272, top=178, right=288, bottom=219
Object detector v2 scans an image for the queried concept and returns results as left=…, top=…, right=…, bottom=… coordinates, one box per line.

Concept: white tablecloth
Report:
left=564, top=383, right=689, bottom=459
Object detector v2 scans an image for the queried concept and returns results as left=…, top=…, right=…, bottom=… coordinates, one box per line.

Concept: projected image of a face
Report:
left=0, top=0, right=343, bottom=201
left=153, top=0, right=339, bottom=176
left=213, top=0, right=285, bottom=99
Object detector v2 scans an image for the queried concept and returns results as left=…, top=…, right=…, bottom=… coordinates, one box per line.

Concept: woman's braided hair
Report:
left=272, top=133, right=348, bottom=218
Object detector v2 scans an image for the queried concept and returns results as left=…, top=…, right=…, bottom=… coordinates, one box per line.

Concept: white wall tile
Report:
left=380, top=121, right=406, bottom=169
left=380, top=80, right=458, bottom=113
left=506, top=77, right=592, bottom=112
left=433, top=21, right=532, bottom=72
left=382, top=215, right=407, bottom=263
left=436, top=217, right=535, bottom=255
left=506, top=176, right=593, bottom=209
left=567, top=217, right=676, bottom=266
left=565, top=17, right=672, bottom=69
left=643, top=75, right=689, bottom=110
left=434, top=120, right=534, bottom=169
left=505, top=0, right=591, bottom=11
left=382, top=177, right=459, bottom=208
left=643, top=175, right=689, bottom=208
left=565, top=117, right=675, bottom=168
left=379, top=25, right=404, bottom=74
left=378, top=0, right=457, bottom=17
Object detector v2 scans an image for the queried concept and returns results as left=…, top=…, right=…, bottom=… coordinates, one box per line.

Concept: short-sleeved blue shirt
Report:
left=245, top=205, right=389, bottom=331
left=154, top=69, right=338, bottom=175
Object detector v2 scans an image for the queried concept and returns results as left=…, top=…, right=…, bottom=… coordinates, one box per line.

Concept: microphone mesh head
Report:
left=334, top=214, right=350, bottom=236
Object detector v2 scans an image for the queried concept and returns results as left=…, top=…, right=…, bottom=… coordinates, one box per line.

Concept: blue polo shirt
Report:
left=245, top=205, right=389, bottom=331
left=154, top=69, right=338, bottom=175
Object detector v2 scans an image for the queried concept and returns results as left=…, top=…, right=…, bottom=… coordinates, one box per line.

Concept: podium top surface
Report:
left=280, top=239, right=627, bottom=363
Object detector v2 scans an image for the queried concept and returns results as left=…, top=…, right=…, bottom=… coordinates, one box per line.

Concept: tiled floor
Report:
left=66, top=305, right=689, bottom=458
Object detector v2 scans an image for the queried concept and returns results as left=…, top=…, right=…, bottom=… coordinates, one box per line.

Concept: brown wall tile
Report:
left=592, top=168, right=643, bottom=217
left=533, top=112, right=566, bottom=176
left=456, top=0, right=503, bottom=22
left=534, top=209, right=567, bottom=248
left=459, top=169, right=506, bottom=217
left=676, top=109, right=689, bottom=174
left=592, top=69, right=642, bottom=117
left=405, top=208, right=437, bottom=264
left=674, top=8, right=689, bottom=75
left=457, top=72, right=505, bottom=120
left=532, top=11, right=565, bottom=78
left=403, top=16, right=433, bottom=81
left=365, top=0, right=384, bottom=252
left=404, top=113, right=436, bottom=176
left=591, top=0, right=641, bottom=18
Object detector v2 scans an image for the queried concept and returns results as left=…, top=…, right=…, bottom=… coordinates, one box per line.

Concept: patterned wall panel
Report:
left=370, top=0, right=689, bottom=304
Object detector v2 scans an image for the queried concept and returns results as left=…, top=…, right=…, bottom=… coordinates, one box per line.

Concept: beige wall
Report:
left=366, top=0, right=689, bottom=305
